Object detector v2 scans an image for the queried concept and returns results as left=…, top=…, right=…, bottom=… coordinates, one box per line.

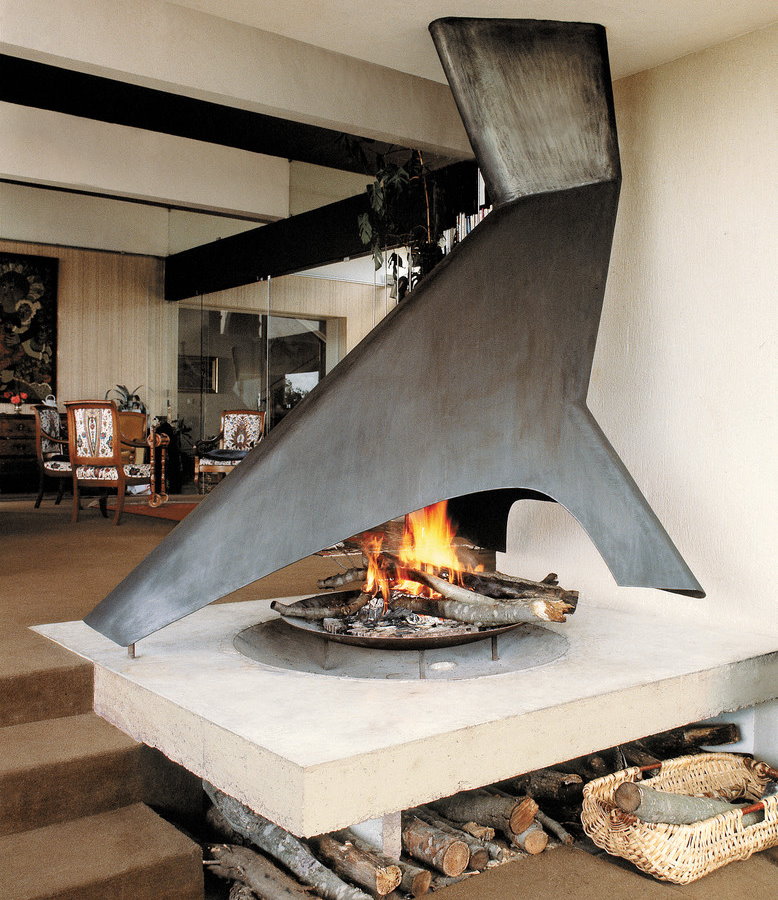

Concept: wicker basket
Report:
left=581, top=753, right=778, bottom=884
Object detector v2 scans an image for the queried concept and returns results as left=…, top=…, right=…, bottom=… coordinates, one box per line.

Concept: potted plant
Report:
left=105, top=384, right=146, bottom=413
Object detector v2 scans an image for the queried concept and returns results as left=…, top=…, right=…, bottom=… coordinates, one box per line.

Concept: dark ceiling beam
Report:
left=165, top=161, right=478, bottom=300
left=165, top=194, right=369, bottom=300
left=0, top=54, right=413, bottom=176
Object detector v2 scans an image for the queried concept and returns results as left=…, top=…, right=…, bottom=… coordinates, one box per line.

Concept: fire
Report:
left=362, top=500, right=466, bottom=602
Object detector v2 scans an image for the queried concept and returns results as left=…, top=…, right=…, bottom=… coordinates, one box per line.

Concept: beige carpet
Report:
left=1, top=498, right=775, bottom=899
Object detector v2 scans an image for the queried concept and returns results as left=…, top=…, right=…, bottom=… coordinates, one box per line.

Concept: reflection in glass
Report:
left=177, top=307, right=330, bottom=445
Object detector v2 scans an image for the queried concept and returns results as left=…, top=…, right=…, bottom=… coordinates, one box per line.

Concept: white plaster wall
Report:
left=0, top=102, right=290, bottom=219
left=500, top=26, right=778, bottom=629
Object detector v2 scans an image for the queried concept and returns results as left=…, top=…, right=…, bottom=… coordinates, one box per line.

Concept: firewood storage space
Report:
left=34, top=597, right=778, bottom=839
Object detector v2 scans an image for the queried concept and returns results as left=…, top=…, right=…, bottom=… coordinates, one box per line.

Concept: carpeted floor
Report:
left=1, top=497, right=775, bottom=898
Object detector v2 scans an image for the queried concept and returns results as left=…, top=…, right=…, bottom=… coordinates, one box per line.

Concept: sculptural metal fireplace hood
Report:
left=86, top=18, right=704, bottom=647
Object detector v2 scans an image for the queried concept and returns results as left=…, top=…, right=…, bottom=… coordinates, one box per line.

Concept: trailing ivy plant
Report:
left=350, top=143, right=444, bottom=293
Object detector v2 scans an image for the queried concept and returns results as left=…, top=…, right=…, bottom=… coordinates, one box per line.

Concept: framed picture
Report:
left=178, top=354, right=219, bottom=393
left=0, top=252, right=58, bottom=402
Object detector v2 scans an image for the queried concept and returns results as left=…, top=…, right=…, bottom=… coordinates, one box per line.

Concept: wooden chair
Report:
left=32, top=404, right=70, bottom=508
left=194, top=409, right=265, bottom=492
left=65, top=400, right=168, bottom=525
left=117, top=410, right=147, bottom=465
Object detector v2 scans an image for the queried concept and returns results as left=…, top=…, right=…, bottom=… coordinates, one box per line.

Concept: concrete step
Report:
left=0, top=712, right=144, bottom=836
left=0, top=802, right=203, bottom=900
left=0, top=625, right=92, bottom=727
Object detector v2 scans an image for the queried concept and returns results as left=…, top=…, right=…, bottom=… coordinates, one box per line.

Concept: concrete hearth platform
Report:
left=35, top=600, right=778, bottom=837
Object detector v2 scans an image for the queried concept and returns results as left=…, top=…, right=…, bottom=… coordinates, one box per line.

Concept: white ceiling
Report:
left=172, top=0, right=776, bottom=81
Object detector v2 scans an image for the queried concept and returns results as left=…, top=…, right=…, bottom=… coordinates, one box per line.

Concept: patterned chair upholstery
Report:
left=194, top=409, right=265, bottom=492
left=64, top=400, right=167, bottom=525
left=32, top=404, right=70, bottom=508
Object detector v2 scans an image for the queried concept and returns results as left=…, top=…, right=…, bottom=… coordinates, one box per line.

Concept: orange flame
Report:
left=362, top=501, right=466, bottom=601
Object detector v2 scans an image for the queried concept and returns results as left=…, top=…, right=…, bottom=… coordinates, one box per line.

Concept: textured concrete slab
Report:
left=35, top=600, right=778, bottom=837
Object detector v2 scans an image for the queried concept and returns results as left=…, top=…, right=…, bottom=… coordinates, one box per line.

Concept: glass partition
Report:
left=177, top=305, right=334, bottom=447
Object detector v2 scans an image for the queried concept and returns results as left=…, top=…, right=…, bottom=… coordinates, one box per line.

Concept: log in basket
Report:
left=581, top=753, right=778, bottom=883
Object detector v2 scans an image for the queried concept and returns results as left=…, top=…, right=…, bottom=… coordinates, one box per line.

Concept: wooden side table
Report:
left=0, top=413, right=37, bottom=493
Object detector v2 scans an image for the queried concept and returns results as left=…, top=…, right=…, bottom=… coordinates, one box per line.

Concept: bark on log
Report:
left=411, top=808, right=489, bottom=870
left=558, top=754, right=611, bottom=781
left=400, top=595, right=559, bottom=626
left=642, top=722, right=741, bottom=756
left=462, top=571, right=578, bottom=606
left=395, top=859, right=432, bottom=897
left=535, top=811, right=574, bottom=845
left=506, top=770, right=584, bottom=805
left=311, top=834, right=401, bottom=896
left=318, top=568, right=368, bottom=590
left=459, top=821, right=495, bottom=842
left=511, top=823, right=548, bottom=855
left=271, top=593, right=369, bottom=620
left=205, top=843, right=314, bottom=900
left=391, top=563, right=575, bottom=623
left=429, top=790, right=538, bottom=841
left=400, top=813, right=470, bottom=876
left=614, top=782, right=762, bottom=825
left=228, top=884, right=258, bottom=900
left=205, top=784, right=372, bottom=900
left=430, top=874, right=472, bottom=891
left=621, top=741, right=662, bottom=768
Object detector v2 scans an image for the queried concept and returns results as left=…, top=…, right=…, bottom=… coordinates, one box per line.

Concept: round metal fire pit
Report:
left=234, top=617, right=569, bottom=681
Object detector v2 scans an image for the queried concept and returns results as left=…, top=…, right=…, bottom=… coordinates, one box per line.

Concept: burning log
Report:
left=271, top=593, right=370, bottom=620
left=511, top=823, right=548, bottom=855
left=411, top=808, right=489, bottom=870
left=400, top=813, right=470, bottom=876
left=395, top=859, right=432, bottom=897
left=311, top=834, right=401, bottom=896
left=614, top=781, right=763, bottom=826
left=383, top=562, right=575, bottom=624
left=429, top=789, right=538, bottom=842
left=205, top=783, right=373, bottom=900
left=205, top=843, right=315, bottom=899
left=462, top=571, right=579, bottom=605
left=318, top=568, right=368, bottom=590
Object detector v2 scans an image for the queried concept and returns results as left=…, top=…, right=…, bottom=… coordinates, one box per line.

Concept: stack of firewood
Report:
left=200, top=721, right=744, bottom=898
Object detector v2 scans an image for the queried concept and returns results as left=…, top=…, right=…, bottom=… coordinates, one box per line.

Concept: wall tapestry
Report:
left=0, top=252, right=58, bottom=402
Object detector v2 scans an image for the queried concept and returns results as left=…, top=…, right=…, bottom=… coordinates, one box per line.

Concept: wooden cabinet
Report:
left=0, top=414, right=37, bottom=493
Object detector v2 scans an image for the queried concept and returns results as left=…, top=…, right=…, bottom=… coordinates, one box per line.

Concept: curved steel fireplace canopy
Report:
left=86, top=18, right=703, bottom=647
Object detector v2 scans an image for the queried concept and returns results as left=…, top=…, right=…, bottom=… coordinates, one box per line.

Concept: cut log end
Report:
left=614, top=781, right=641, bottom=813
left=512, top=825, right=548, bottom=855
left=509, top=797, right=539, bottom=836
left=441, top=842, right=470, bottom=878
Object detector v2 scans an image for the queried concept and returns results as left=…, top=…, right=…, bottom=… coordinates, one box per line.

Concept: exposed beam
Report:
left=164, top=162, right=478, bottom=300
left=0, top=54, right=412, bottom=176
left=1, top=0, right=471, bottom=158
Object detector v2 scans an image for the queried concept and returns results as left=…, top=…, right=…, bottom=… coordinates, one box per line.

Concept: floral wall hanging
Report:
left=0, top=252, right=58, bottom=402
